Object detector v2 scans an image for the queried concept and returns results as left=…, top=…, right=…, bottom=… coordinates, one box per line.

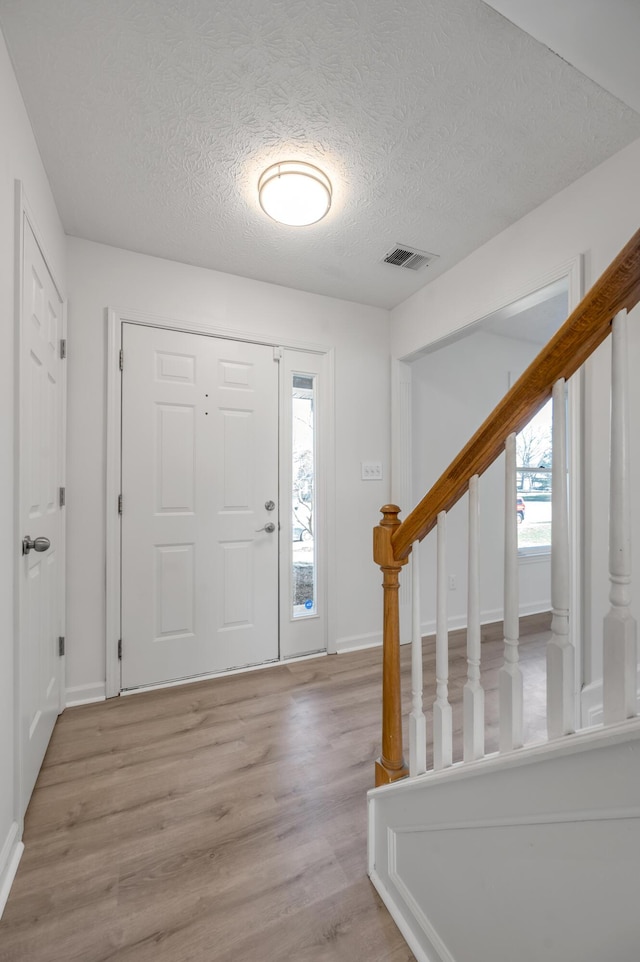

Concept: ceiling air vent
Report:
left=382, top=245, right=437, bottom=271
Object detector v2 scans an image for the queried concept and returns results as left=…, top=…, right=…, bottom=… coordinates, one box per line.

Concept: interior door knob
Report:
left=22, top=535, right=51, bottom=555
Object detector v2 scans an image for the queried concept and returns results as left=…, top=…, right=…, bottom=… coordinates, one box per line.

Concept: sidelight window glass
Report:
left=291, top=374, right=317, bottom=618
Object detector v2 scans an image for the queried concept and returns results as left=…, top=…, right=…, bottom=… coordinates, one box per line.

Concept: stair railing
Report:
left=374, top=228, right=640, bottom=786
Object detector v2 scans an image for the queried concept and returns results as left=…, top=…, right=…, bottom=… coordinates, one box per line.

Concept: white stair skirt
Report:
left=369, top=719, right=640, bottom=962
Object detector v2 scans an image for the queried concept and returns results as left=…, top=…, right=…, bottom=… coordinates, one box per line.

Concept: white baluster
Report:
left=464, top=475, right=484, bottom=761
left=409, top=541, right=427, bottom=776
left=547, top=378, right=575, bottom=738
left=499, top=433, right=523, bottom=751
left=603, top=310, right=638, bottom=724
left=433, top=512, right=452, bottom=769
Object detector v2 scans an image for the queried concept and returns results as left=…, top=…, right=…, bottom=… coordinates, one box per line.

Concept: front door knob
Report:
left=256, top=522, right=276, bottom=534
left=22, top=535, right=51, bottom=556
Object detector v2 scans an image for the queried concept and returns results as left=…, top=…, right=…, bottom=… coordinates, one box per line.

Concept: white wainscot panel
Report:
left=221, top=542, right=253, bottom=628
left=29, top=265, right=43, bottom=329
left=29, top=350, right=43, bottom=518
left=45, top=372, right=57, bottom=513
left=26, top=562, right=42, bottom=728
left=219, top=359, right=252, bottom=389
left=156, top=404, right=195, bottom=513
left=222, top=410, right=251, bottom=509
left=47, top=298, right=58, bottom=351
left=154, top=544, right=195, bottom=639
left=389, top=813, right=640, bottom=962
left=155, top=351, right=195, bottom=383
left=44, top=550, right=57, bottom=695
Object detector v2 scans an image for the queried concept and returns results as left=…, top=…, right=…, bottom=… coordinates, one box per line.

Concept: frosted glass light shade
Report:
left=258, top=161, right=332, bottom=226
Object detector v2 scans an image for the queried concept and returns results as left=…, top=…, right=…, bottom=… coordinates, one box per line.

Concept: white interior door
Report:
left=121, top=324, right=279, bottom=689
left=19, top=216, right=65, bottom=812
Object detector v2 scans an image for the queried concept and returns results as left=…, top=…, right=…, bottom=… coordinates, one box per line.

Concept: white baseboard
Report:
left=581, top=670, right=640, bottom=727
left=336, top=631, right=383, bottom=654
left=0, top=822, right=23, bottom=919
left=369, top=868, right=435, bottom=962
left=420, top=602, right=551, bottom=639
left=338, top=605, right=552, bottom=654
left=420, top=612, right=468, bottom=638
left=582, top=680, right=605, bottom=727
left=65, top=682, right=106, bottom=707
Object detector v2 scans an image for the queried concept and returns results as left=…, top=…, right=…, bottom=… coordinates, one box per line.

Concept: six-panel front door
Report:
left=121, top=324, right=279, bottom=689
left=19, top=217, right=64, bottom=811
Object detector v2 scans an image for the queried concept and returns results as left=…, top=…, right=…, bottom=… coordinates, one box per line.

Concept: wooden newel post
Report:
left=374, top=505, right=410, bottom=787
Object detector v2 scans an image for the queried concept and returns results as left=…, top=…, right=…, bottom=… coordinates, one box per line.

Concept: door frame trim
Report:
left=105, top=308, right=335, bottom=697
left=13, top=181, right=67, bottom=821
left=394, top=253, right=584, bottom=729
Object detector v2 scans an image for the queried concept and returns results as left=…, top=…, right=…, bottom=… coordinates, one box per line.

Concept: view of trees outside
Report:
left=516, top=399, right=552, bottom=549
left=292, top=448, right=313, bottom=541
left=291, top=380, right=316, bottom=615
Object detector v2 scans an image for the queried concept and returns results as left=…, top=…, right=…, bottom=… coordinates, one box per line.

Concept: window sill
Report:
left=518, top=548, right=551, bottom=565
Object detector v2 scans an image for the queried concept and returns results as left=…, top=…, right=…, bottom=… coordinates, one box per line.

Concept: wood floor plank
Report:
left=0, top=617, right=549, bottom=962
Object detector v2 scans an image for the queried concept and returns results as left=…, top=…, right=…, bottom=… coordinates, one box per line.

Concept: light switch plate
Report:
left=361, top=461, right=383, bottom=480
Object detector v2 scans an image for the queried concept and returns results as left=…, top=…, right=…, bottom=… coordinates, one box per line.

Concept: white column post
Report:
left=499, top=433, right=523, bottom=751
left=433, top=511, right=453, bottom=769
left=547, top=378, right=575, bottom=738
left=603, top=310, right=637, bottom=724
left=464, top=475, right=485, bottom=761
left=409, top=541, right=427, bottom=776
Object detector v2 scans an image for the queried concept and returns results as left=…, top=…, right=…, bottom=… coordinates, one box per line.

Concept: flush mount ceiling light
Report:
left=258, top=161, right=332, bottom=227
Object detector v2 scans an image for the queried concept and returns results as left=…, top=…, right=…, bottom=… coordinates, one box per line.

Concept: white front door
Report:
left=19, top=217, right=65, bottom=812
left=120, top=324, right=279, bottom=689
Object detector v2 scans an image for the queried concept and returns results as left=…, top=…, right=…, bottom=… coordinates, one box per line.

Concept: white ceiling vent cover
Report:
left=382, top=245, right=438, bottom=271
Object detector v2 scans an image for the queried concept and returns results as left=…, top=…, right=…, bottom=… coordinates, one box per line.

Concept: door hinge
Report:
left=273, top=346, right=283, bottom=361
left=58, top=636, right=65, bottom=657
left=118, top=639, right=122, bottom=661
left=59, top=486, right=66, bottom=508
left=119, top=348, right=124, bottom=372
left=118, top=494, right=123, bottom=515
left=60, top=338, right=67, bottom=359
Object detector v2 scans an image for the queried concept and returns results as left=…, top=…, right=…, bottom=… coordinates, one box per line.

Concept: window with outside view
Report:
left=517, top=398, right=552, bottom=551
left=291, top=374, right=316, bottom=618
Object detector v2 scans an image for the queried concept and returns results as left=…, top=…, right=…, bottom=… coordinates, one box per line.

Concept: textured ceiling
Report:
left=483, top=0, right=640, bottom=114
left=1, top=0, right=639, bottom=309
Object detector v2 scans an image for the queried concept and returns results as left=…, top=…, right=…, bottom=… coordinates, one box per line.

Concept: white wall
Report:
left=370, top=721, right=640, bottom=962
left=65, top=238, right=391, bottom=697
left=0, top=29, right=65, bottom=906
left=391, top=136, right=640, bottom=720
left=411, top=330, right=551, bottom=632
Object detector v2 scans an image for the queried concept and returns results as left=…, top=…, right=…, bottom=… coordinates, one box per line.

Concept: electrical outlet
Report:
left=448, top=575, right=457, bottom=591
left=361, top=461, right=383, bottom=480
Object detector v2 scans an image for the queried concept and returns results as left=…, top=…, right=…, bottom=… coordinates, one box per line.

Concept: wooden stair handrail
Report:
left=392, top=227, right=640, bottom=561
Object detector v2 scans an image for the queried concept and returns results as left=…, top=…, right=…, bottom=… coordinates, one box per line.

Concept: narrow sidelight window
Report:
left=291, top=374, right=317, bottom=618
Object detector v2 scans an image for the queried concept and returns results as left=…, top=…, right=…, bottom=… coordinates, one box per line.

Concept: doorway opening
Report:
left=106, top=315, right=332, bottom=695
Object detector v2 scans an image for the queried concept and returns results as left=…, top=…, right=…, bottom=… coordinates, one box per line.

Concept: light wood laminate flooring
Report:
left=0, top=615, right=549, bottom=962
